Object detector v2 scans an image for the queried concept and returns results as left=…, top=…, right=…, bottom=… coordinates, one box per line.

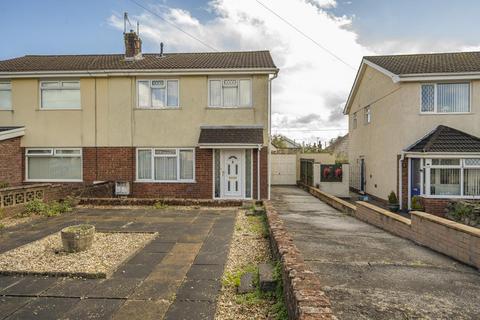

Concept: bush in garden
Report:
left=446, top=201, right=480, bottom=227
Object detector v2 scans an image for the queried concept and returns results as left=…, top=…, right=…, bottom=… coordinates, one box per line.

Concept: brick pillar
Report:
left=0, top=137, right=23, bottom=186
left=397, top=156, right=409, bottom=210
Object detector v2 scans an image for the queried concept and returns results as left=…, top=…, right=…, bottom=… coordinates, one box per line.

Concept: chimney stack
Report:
left=124, top=30, right=142, bottom=60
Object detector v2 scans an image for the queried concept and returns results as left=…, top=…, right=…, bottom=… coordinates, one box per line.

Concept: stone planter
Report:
left=61, top=224, right=95, bottom=253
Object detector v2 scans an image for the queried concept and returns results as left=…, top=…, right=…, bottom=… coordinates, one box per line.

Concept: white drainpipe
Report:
left=267, top=72, right=278, bottom=200
left=257, top=145, right=261, bottom=200
left=398, top=151, right=405, bottom=210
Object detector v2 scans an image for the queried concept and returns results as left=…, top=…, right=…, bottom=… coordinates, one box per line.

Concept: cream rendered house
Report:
left=0, top=31, right=278, bottom=200
left=345, top=52, right=480, bottom=215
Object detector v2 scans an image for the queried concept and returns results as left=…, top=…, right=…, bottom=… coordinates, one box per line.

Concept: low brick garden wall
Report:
left=79, top=197, right=243, bottom=207
left=264, top=201, right=336, bottom=320
left=299, top=183, right=480, bottom=270
left=0, top=182, right=114, bottom=217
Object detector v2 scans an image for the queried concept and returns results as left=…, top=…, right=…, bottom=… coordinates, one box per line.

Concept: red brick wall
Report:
left=420, top=197, right=449, bottom=217
left=253, top=147, right=269, bottom=200
left=83, top=147, right=135, bottom=183
left=398, top=156, right=408, bottom=210
left=0, top=137, right=22, bottom=186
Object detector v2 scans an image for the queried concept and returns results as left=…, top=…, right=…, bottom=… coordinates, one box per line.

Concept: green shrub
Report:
left=23, top=198, right=73, bottom=217
left=411, top=196, right=424, bottom=211
left=387, top=191, right=398, bottom=204
left=446, top=201, right=480, bottom=227
left=0, top=181, right=9, bottom=189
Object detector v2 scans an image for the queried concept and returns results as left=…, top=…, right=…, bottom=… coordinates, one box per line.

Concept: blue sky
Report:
left=1, top=0, right=479, bottom=143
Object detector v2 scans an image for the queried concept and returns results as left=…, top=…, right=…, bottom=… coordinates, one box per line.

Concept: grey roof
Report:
left=364, top=51, right=480, bottom=75
left=0, top=51, right=277, bottom=72
left=406, top=125, right=480, bottom=153
left=199, top=127, right=263, bottom=145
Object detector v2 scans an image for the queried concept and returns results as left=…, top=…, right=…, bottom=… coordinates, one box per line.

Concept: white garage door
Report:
left=271, top=154, right=297, bottom=185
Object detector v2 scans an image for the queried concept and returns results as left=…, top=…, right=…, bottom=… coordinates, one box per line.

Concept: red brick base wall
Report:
left=420, top=197, right=449, bottom=217
left=7, top=146, right=269, bottom=200
left=0, top=137, right=22, bottom=186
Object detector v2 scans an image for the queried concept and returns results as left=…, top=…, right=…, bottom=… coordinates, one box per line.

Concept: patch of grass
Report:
left=271, top=261, right=289, bottom=320
left=23, top=198, right=74, bottom=217
left=222, top=264, right=258, bottom=288
left=153, top=201, right=169, bottom=210
left=247, top=214, right=269, bottom=238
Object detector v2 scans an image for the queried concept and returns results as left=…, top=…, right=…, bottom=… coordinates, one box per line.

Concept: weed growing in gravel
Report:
left=272, top=261, right=289, bottom=320
left=247, top=214, right=269, bottom=238
left=0, top=223, right=4, bottom=230
left=222, top=264, right=258, bottom=288
left=153, top=201, right=169, bottom=209
left=23, top=198, right=73, bottom=217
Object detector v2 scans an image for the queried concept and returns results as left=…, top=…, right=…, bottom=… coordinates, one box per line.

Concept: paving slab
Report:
left=0, top=297, right=32, bottom=319
left=176, top=279, right=220, bottom=301
left=186, top=264, right=224, bottom=280
left=271, top=186, right=480, bottom=320
left=6, top=297, right=76, bottom=320
left=1, top=277, right=57, bottom=296
left=42, top=278, right=98, bottom=298
left=87, top=278, right=142, bottom=299
left=112, top=299, right=170, bottom=320
left=62, top=298, right=124, bottom=320
left=164, top=300, right=215, bottom=320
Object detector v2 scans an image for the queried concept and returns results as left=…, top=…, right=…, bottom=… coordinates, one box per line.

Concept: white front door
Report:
left=222, top=150, right=243, bottom=198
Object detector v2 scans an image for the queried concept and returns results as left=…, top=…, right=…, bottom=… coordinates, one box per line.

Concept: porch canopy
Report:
left=198, top=126, right=264, bottom=148
left=405, top=125, right=480, bottom=153
left=0, top=126, right=25, bottom=141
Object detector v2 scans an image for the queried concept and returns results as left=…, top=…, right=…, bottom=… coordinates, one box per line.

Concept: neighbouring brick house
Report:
left=345, top=52, right=480, bottom=215
left=0, top=30, right=278, bottom=200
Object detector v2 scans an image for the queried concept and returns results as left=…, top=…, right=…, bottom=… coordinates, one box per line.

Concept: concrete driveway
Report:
left=0, top=206, right=235, bottom=320
left=271, top=186, right=480, bottom=320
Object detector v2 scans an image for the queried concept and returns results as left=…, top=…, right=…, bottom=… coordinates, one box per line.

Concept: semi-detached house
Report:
left=0, top=31, right=278, bottom=200
left=345, top=51, right=480, bottom=215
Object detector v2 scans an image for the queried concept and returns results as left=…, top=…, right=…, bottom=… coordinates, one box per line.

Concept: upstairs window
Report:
left=137, top=80, right=179, bottom=109
left=0, top=81, right=12, bottom=110
left=364, top=106, right=371, bottom=124
left=352, top=112, right=357, bottom=129
left=40, top=81, right=80, bottom=110
left=421, top=83, right=470, bottom=113
left=209, top=79, right=252, bottom=108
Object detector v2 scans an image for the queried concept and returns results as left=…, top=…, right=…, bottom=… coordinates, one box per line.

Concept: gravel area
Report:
left=0, top=215, right=41, bottom=229
left=0, top=231, right=156, bottom=278
left=215, top=210, right=273, bottom=320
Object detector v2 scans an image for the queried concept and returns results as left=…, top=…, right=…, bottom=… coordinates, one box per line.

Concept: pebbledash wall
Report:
left=17, top=146, right=269, bottom=200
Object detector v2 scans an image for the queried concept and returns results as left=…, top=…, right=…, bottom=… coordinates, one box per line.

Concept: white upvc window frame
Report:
left=136, top=147, right=195, bottom=183
left=208, top=78, right=253, bottom=108
left=136, top=79, right=180, bottom=109
left=420, top=82, right=471, bottom=114
left=39, top=80, right=81, bottom=110
left=420, top=157, right=480, bottom=199
left=0, top=81, right=12, bottom=110
left=364, top=106, right=371, bottom=124
left=25, top=147, right=83, bottom=182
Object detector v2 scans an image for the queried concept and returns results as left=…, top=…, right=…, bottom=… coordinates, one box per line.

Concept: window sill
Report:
left=134, top=107, right=181, bottom=110
left=36, top=108, right=82, bottom=111
left=419, top=112, right=473, bottom=115
left=24, top=179, right=83, bottom=183
left=207, top=106, right=253, bottom=109
left=0, top=109, right=13, bottom=112
left=421, top=195, right=480, bottom=199
left=134, top=180, right=196, bottom=184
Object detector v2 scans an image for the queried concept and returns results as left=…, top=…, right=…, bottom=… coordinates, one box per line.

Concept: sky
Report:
left=1, top=0, right=480, bottom=145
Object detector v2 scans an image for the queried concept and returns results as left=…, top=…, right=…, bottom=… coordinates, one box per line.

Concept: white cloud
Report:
left=109, top=0, right=371, bottom=143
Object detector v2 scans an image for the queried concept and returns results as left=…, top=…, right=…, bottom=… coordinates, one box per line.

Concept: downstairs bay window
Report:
left=26, top=148, right=82, bottom=181
left=419, top=158, right=480, bottom=197
left=136, top=148, right=195, bottom=182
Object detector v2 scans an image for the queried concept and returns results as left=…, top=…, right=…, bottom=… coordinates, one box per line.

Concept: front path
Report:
left=271, top=186, right=480, bottom=319
left=0, top=207, right=235, bottom=320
